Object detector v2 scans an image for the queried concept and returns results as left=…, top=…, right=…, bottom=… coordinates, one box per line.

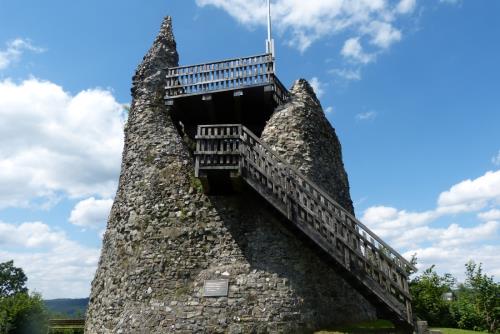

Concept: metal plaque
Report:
left=203, top=279, right=229, bottom=297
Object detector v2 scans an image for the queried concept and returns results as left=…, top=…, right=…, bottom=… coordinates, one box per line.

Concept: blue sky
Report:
left=0, top=0, right=499, bottom=298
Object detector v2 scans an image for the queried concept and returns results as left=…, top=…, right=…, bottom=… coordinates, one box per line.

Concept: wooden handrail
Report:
left=48, top=319, right=85, bottom=327
left=194, top=124, right=416, bottom=325
left=242, top=126, right=415, bottom=274
left=166, top=53, right=274, bottom=72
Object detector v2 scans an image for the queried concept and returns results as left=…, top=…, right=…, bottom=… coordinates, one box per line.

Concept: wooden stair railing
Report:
left=195, top=124, right=416, bottom=327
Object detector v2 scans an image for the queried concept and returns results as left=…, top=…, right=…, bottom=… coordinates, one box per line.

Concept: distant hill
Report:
left=44, top=298, right=89, bottom=318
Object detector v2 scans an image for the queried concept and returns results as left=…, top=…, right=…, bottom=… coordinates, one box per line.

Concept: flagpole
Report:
left=266, top=0, right=275, bottom=58
left=267, top=0, right=272, bottom=43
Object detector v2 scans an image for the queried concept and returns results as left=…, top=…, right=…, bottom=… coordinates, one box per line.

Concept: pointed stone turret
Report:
left=132, top=16, right=179, bottom=100
left=261, top=79, right=355, bottom=215
left=85, top=18, right=375, bottom=333
left=84, top=16, right=192, bottom=332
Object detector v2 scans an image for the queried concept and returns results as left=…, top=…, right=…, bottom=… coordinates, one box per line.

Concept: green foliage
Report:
left=411, top=261, right=499, bottom=333
left=450, top=293, right=483, bottom=332
left=410, top=265, right=456, bottom=326
left=0, top=292, right=48, bottom=334
left=407, top=253, right=418, bottom=275
left=174, top=285, right=190, bottom=297
left=0, top=261, right=48, bottom=334
left=451, top=262, right=499, bottom=333
left=44, top=298, right=88, bottom=319
left=47, top=309, right=85, bottom=320
left=48, top=327, right=84, bottom=334
left=0, top=261, right=27, bottom=297
left=189, top=174, right=203, bottom=193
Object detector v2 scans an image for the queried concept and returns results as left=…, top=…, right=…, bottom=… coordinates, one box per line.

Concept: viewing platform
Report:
left=164, top=53, right=289, bottom=136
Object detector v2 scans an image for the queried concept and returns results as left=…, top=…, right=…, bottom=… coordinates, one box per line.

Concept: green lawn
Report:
left=315, top=322, right=489, bottom=334
left=431, top=328, right=487, bottom=334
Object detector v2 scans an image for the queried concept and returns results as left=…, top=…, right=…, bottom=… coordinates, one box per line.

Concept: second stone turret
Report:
left=261, top=79, right=355, bottom=215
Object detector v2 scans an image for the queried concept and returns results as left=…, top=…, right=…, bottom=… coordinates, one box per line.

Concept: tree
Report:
left=451, top=261, right=499, bottom=333
left=410, top=260, right=499, bottom=332
left=0, top=292, right=47, bottom=334
left=0, top=261, right=48, bottom=334
left=0, top=261, right=27, bottom=297
left=410, top=265, right=456, bottom=326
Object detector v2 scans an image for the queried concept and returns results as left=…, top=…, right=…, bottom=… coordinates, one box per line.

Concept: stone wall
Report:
left=85, top=16, right=376, bottom=334
left=261, top=80, right=355, bottom=215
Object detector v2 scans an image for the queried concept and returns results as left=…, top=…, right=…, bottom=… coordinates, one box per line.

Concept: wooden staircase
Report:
left=194, top=124, right=416, bottom=329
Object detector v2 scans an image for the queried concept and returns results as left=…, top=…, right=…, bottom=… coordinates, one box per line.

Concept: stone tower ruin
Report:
left=85, top=16, right=415, bottom=333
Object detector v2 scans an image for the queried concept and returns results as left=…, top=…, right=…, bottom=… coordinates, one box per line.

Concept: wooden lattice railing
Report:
left=48, top=319, right=85, bottom=333
left=164, top=53, right=288, bottom=103
left=195, top=124, right=416, bottom=326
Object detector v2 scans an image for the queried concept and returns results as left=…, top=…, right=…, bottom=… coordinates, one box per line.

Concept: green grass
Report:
left=431, top=328, right=487, bottom=334
left=316, top=323, right=488, bottom=334
left=48, top=328, right=84, bottom=334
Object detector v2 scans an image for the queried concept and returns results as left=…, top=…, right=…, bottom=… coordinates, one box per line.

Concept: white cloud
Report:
left=404, top=245, right=500, bottom=281
left=196, top=0, right=413, bottom=55
left=0, top=220, right=100, bottom=298
left=69, top=197, right=113, bottom=229
left=325, top=106, right=334, bottom=114
left=478, top=209, right=500, bottom=221
left=492, top=150, right=500, bottom=166
left=363, top=21, right=402, bottom=49
left=0, top=221, right=65, bottom=248
left=341, top=38, right=375, bottom=64
left=0, top=78, right=125, bottom=209
left=356, top=111, right=377, bottom=120
left=329, top=68, right=361, bottom=81
left=390, top=221, right=499, bottom=250
left=363, top=206, right=436, bottom=231
left=309, top=77, right=325, bottom=98
left=437, top=170, right=500, bottom=212
left=0, top=38, right=44, bottom=70
left=396, top=0, right=416, bottom=14
left=361, top=169, right=500, bottom=281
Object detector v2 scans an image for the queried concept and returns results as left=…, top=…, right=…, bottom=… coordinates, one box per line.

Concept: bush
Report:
left=0, top=292, right=48, bottom=334
left=411, top=261, right=499, bottom=333
left=450, top=293, right=483, bottom=331
left=0, top=260, right=48, bottom=333
left=451, top=262, right=499, bottom=333
left=410, top=265, right=456, bottom=326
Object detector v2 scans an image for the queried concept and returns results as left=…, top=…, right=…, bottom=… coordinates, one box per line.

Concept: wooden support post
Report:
left=263, top=84, right=274, bottom=93
left=344, top=247, right=351, bottom=270
left=230, top=170, right=243, bottom=192
left=233, top=91, right=242, bottom=124
left=195, top=156, right=200, bottom=178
